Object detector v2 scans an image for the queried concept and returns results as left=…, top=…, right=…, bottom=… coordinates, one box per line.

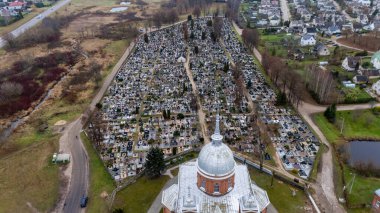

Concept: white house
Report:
left=371, top=51, right=380, bottom=69
left=357, top=14, right=369, bottom=25
left=327, top=25, right=341, bottom=36
left=269, top=15, right=281, bottom=26
left=342, top=56, right=361, bottom=71
left=315, top=43, right=330, bottom=56
left=372, top=80, right=380, bottom=96
left=8, top=1, right=25, bottom=10
left=300, top=34, right=316, bottom=46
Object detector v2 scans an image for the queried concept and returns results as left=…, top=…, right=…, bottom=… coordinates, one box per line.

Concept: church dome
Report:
left=197, top=142, right=235, bottom=177
left=197, top=113, right=235, bottom=177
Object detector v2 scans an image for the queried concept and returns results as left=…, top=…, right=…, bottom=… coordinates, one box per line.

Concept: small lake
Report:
left=110, top=7, right=128, bottom=13
left=346, top=141, right=380, bottom=168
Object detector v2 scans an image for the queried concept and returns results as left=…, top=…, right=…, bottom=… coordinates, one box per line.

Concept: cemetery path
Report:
left=184, top=51, right=210, bottom=144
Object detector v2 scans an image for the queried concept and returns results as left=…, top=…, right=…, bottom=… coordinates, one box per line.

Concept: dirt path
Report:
left=184, top=51, right=210, bottom=144
left=331, top=36, right=375, bottom=53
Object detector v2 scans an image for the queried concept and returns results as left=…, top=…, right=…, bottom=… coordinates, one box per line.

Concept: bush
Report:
left=354, top=50, right=368, bottom=57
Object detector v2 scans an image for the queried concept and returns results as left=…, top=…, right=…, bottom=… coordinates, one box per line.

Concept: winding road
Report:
left=0, top=0, right=71, bottom=48
left=57, top=40, right=137, bottom=212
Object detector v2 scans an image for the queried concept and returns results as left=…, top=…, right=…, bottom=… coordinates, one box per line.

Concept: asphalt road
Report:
left=59, top=39, right=137, bottom=212
left=279, top=0, right=291, bottom=22
left=0, top=0, right=71, bottom=48
left=63, top=120, right=89, bottom=213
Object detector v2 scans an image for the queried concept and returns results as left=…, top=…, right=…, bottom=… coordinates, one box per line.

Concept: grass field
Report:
left=313, top=110, right=380, bottom=209
left=113, top=175, right=170, bottom=212
left=249, top=169, right=309, bottom=213
left=0, top=136, right=59, bottom=212
left=342, top=87, right=374, bottom=104
left=313, top=110, right=380, bottom=143
left=81, top=132, right=115, bottom=213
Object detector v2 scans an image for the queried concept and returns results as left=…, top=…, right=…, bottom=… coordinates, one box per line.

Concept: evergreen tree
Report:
left=201, top=31, right=206, bottom=40
left=145, top=147, right=165, bottom=178
left=163, top=110, right=167, bottom=119
left=194, top=46, right=199, bottom=54
left=275, top=92, right=287, bottom=106
left=190, top=31, right=195, bottom=39
left=223, top=62, right=229, bottom=72
left=167, top=109, right=171, bottom=119
left=187, top=15, right=192, bottom=21
left=324, top=104, right=336, bottom=123
left=144, top=34, right=149, bottom=43
left=112, top=208, right=124, bottom=213
left=246, top=79, right=252, bottom=89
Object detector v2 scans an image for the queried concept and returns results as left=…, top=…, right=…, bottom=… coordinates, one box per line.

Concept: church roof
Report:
left=197, top=112, right=235, bottom=177
left=162, top=162, right=270, bottom=212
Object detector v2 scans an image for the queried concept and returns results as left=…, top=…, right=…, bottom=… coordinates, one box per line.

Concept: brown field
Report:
left=337, top=33, right=380, bottom=52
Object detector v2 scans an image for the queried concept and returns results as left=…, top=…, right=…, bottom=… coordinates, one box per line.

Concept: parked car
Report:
left=80, top=195, right=88, bottom=208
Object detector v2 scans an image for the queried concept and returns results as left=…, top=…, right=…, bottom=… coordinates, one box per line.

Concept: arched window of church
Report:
left=214, top=183, right=219, bottom=193
left=201, top=179, right=206, bottom=188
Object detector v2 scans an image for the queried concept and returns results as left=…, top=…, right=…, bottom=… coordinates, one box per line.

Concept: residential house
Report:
left=372, top=80, right=380, bottom=96
left=8, top=1, right=25, bottom=10
left=269, top=15, right=281, bottom=26
left=357, top=14, right=369, bottom=25
left=327, top=25, right=341, bottom=36
left=342, top=56, right=361, bottom=71
left=315, top=43, right=330, bottom=56
left=303, top=27, right=317, bottom=36
left=290, top=48, right=305, bottom=60
left=353, top=75, right=369, bottom=84
left=289, top=20, right=304, bottom=33
left=300, top=34, right=316, bottom=46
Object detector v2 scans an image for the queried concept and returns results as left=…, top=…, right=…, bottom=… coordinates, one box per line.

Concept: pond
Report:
left=346, top=141, right=380, bottom=168
left=110, top=7, right=128, bottom=13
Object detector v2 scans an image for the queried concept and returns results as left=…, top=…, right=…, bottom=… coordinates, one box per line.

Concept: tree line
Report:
left=262, top=51, right=304, bottom=107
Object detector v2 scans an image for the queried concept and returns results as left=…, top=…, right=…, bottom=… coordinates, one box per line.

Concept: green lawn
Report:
left=313, top=110, right=380, bottom=143
left=342, top=87, right=374, bottom=104
left=313, top=110, right=380, bottom=209
left=81, top=132, right=115, bottom=213
left=113, top=175, right=170, bottom=213
left=249, top=169, right=309, bottom=213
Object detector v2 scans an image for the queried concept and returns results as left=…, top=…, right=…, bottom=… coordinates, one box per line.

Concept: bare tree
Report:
left=193, top=6, right=201, bottom=18
left=242, top=28, right=260, bottom=50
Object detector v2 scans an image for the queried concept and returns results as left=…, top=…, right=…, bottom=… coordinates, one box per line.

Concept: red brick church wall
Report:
left=197, top=172, right=235, bottom=196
